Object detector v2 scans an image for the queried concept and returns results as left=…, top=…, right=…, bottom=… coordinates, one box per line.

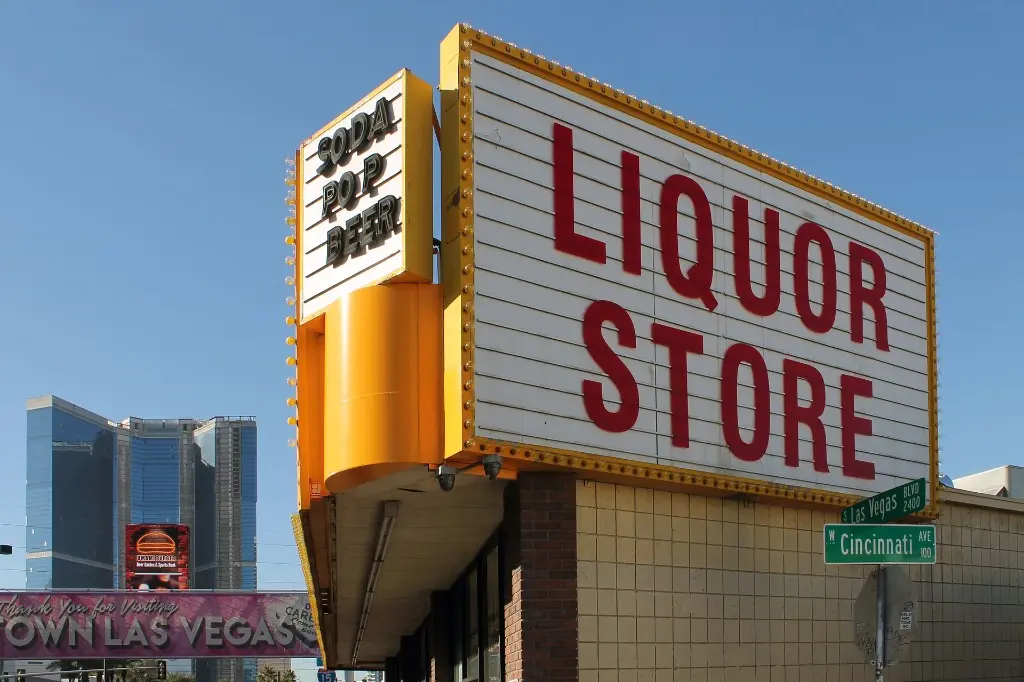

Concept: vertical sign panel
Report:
left=296, top=69, right=433, bottom=322
left=125, top=523, right=190, bottom=590
left=440, top=25, right=937, bottom=510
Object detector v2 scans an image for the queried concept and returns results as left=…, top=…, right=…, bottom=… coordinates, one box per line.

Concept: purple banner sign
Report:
left=0, top=591, right=319, bottom=659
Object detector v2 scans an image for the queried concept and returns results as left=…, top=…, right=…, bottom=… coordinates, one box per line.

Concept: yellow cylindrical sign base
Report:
left=323, top=282, right=443, bottom=493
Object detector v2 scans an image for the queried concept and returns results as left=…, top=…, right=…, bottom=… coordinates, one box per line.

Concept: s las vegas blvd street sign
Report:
left=841, top=478, right=927, bottom=524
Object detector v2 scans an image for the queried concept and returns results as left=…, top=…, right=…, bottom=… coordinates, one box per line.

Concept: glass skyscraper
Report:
left=25, top=395, right=259, bottom=682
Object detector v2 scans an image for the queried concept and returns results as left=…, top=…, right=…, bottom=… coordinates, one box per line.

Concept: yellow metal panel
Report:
left=440, top=25, right=475, bottom=460
left=395, top=71, right=434, bottom=285
left=291, top=512, right=326, bottom=657
left=296, top=314, right=326, bottom=510
left=291, top=149, right=304, bottom=508
left=925, top=233, right=939, bottom=514
left=322, top=283, right=443, bottom=492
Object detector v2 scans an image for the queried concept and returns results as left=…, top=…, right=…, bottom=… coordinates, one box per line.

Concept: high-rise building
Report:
left=25, top=396, right=117, bottom=591
left=25, top=395, right=259, bottom=682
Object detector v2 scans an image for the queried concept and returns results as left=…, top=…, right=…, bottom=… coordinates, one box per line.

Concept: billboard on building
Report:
left=0, top=591, right=319, bottom=659
left=294, top=68, right=434, bottom=324
left=125, top=523, right=190, bottom=590
left=440, top=25, right=938, bottom=512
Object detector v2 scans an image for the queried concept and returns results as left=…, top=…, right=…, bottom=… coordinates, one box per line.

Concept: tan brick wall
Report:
left=577, top=480, right=1024, bottom=682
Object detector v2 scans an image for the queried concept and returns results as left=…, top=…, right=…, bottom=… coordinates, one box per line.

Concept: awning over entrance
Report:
left=297, top=466, right=505, bottom=670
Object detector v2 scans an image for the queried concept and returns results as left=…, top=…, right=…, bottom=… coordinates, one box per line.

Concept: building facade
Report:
left=953, top=465, right=1024, bottom=499
left=26, top=397, right=118, bottom=591
left=25, top=395, right=258, bottom=682
left=361, top=475, right=1024, bottom=682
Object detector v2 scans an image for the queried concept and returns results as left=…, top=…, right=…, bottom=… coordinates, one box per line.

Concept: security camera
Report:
left=482, top=454, right=502, bottom=481
left=436, top=465, right=457, bottom=492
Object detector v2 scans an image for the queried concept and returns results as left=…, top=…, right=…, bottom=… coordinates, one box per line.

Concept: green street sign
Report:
left=824, top=524, right=937, bottom=565
left=841, top=478, right=927, bottom=524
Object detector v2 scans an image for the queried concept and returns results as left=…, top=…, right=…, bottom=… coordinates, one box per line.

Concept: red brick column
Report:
left=503, top=472, right=578, bottom=682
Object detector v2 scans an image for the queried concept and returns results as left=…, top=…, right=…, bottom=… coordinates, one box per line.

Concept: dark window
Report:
left=466, top=568, right=479, bottom=681
left=453, top=576, right=465, bottom=680
left=446, top=533, right=501, bottom=682
left=483, top=546, right=501, bottom=682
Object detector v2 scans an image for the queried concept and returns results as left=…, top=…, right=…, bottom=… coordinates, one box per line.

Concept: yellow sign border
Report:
left=295, top=68, right=434, bottom=326
left=440, top=24, right=939, bottom=517
left=291, top=512, right=327, bottom=658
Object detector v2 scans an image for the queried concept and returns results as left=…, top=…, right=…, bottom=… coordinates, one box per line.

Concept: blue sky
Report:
left=0, top=0, right=1021, bottom=673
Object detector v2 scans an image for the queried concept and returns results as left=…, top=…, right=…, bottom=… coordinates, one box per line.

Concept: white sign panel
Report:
left=460, top=49, right=934, bottom=498
left=297, top=69, right=432, bottom=322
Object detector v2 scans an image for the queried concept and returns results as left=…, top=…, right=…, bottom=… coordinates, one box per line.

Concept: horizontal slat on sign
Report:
left=473, top=346, right=928, bottom=464
left=473, top=321, right=929, bottom=427
left=302, top=166, right=406, bottom=261
left=477, top=421, right=912, bottom=498
left=472, top=196, right=929, bottom=351
left=473, top=260, right=928, bottom=389
left=304, top=249, right=404, bottom=308
left=471, top=54, right=926, bottom=256
left=473, top=185, right=928, bottom=331
left=474, top=403, right=923, bottom=497
left=474, top=107, right=928, bottom=287
left=471, top=117, right=928, bottom=296
left=476, top=400, right=660, bottom=461
left=473, top=296, right=929, bottom=414
left=303, top=143, right=403, bottom=226
left=300, top=83, right=405, bottom=165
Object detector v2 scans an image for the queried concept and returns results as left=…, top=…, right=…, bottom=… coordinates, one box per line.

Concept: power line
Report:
left=0, top=560, right=308, bottom=571
left=0, top=520, right=301, bottom=539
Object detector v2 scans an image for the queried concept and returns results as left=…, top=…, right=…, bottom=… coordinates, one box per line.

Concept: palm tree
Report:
left=165, top=674, right=194, bottom=682
left=255, top=666, right=297, bottom=682
left=46, top=659, right=155, bottom=682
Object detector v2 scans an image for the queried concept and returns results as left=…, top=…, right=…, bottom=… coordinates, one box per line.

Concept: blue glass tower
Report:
left=25, top=396, right=258, bottom=682
left=25, top=396, right=118, bottom=590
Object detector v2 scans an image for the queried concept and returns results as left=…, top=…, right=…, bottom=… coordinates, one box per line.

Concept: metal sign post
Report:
left=875, top=565, right=886, bottom=680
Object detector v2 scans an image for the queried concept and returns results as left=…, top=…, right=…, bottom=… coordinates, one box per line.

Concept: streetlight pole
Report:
left=0, top=538, right=11, bottom=681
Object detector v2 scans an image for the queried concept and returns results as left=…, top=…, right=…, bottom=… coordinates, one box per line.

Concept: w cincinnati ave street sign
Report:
left=823, top=524, right=937, bottom=565
left=841, top=478, right=927, bottom=524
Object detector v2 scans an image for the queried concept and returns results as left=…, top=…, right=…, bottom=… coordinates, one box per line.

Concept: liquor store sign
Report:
left=444, top=27, right=937, bottom=501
